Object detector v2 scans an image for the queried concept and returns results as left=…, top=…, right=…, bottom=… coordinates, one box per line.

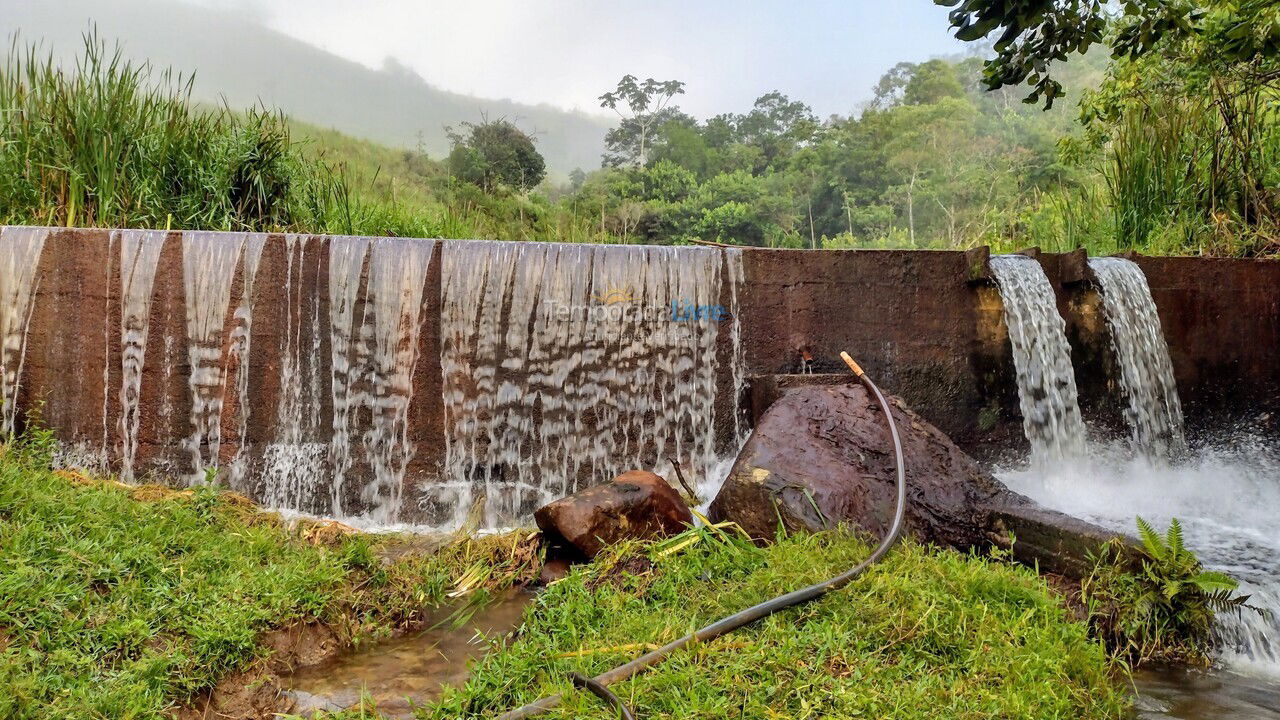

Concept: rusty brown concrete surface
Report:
left=10, top=229, right=1279, bottom=519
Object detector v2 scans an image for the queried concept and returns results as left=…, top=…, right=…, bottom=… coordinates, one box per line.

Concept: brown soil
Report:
left=176, top=622, right=346, bottom=720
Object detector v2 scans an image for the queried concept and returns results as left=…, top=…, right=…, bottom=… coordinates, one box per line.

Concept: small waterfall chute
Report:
left=0, top=226, right=49, bottom=437
left=117, top=229, right=168, bottom=480
left=1089, top=257, right=1185, bottom=455
left=989, top=254, right=1087, bottom=462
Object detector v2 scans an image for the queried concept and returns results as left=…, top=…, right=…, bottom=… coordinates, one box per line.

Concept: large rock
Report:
left=535, top=471, right=693, bottom=559
left=709, top=383, right=1122, bottom=578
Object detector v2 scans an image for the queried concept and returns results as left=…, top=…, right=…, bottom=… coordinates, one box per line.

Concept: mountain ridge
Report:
left=1, top=0, right=612, bottom=174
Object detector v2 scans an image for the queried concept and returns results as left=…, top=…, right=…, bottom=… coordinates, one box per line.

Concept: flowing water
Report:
left=227, top=233, right=267, bottom=486
left=1000, top=439, right=1280, bottom=716
left=361, top=237, right=435, bottom=523
left=992, top=255, right=1278, bottom=714
left=283, top=592, right=530, bottom=718
left=988, top=255, right=1087, bottom=463
left=328, top=235, right=372, bottom=516
left=258, top=234, right=327, bottom=513
left=181, top=231, right=245, bottom=482
left=254, top=235, right=436, bottom=522
left=0, top=226, right=47, bottom=437
left=1089, top=257, right=1186, bottom=456
left=116, top=229, right=168, bottom=480
left=436, top=240, right=735, bottom=529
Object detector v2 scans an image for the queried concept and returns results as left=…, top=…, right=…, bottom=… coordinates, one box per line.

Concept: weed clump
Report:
left=1082, top=517, right=1251, bottom=665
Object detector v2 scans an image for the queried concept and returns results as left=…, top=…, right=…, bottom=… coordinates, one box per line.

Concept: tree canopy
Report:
left=446, top=119, right=546, bottom=192
left=937, top=0, right=1280, bottom=107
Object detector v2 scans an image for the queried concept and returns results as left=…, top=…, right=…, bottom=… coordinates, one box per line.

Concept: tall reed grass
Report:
left=1104, top=90, right=1280, bottom=256
left=0, top=32, right=629, bottom=244
left=1, top=32, right=336, bottom=231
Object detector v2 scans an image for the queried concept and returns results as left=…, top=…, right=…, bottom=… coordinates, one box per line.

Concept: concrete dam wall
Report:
left=3, top=226, right=1277, bottom=527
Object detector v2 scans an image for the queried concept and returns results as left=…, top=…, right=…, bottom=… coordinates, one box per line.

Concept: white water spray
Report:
left=989, top=255, right=1086, bottom=462
left=1001, top=438, right=1280, bottom=679
left=0, top=226, right=48, bottom=437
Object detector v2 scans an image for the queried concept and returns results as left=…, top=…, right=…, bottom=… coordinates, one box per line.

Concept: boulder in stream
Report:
left=535, top=470, right=693, bottom=559
left=709, top=383, right=1123, bottom=578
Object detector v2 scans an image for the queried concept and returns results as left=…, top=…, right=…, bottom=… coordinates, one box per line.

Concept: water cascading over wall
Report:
left=227, top=233, right=268, bottom=485
left=0, top=226, right=48, bottom=437
left=434, top=240, right=739, bottom=528
left=116, top=229, right=168, bottom=480
left=182, top=231, right=250, bottom=482
left=988, top=255, right=1087, bottom=462
left=254, top=235, right=437, bottom=523
left=254, top=234, right=327, bottom=513
left=1088, top=257, right=1186, bottom=455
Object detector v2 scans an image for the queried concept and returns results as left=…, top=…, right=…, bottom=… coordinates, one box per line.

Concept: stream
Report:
left=283, top=591, right=531, bottom=718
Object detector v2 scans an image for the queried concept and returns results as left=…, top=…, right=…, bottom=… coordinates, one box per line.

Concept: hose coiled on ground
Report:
left=497, top=351, right=908, bottom=719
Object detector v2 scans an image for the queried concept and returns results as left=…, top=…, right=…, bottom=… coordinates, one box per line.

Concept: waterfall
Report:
left=181, top=231, right=245, bottom=482
left=117, top=230, right=168, bottom=480
left=227, top=233, right=268, bottom=485
left=989, top=255, right=1086, bottom=462
left=435, top=240, right=727, bottom=529
left=0, top=226, right=48, bottom=437
left=361, top=237, right=434, bottom=522
left=327, top=235, right=371, bottom=516
left=725, top=248, right=748, bottom=447
left=260, top=234, right=327, bottom=513
left=1089, top=257, right=1186, bottom=455
left=235, top=234, right=437, bottom=522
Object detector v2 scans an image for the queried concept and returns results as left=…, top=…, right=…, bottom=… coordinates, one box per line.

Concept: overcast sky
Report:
left=180, top=0, right=970, bottom=119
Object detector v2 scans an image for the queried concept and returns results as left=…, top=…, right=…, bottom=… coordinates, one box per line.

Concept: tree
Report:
left=940, top=0, right=1280, bottom=107
left=599, top=75, right=686, bottom=167
left=446, top=118, right=546, bottom=192
left=736, top=92, right=820, bottom=169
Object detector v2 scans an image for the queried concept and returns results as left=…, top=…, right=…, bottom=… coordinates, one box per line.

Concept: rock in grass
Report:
left=709, top=383, right=1122, bottom=578
left=535, top=471, right=692, bottom=559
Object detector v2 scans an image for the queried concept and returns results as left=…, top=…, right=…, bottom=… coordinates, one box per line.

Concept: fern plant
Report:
left=1082, top=517, right=1250, bottom=664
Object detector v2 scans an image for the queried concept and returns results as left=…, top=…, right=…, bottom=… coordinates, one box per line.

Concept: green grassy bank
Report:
left=0, top=447, right=1130, bottom=720
left=0, top=456, right=538, bottom=720
left=420, top=529, right=1128, bottom=720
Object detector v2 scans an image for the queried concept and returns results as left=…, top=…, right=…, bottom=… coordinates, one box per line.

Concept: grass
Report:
left=417, top=528, right=1129, bottom=720
left=0, top=454, right=540, bottom=720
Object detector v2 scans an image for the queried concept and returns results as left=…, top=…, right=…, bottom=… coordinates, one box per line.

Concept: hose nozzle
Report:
left=839, top=351, right=865, bottom=377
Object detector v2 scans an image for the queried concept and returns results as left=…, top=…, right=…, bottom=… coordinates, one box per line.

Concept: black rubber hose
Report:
left=570, top=673, right=637, bottom=720
left=497, top=352, right=908, bottom=720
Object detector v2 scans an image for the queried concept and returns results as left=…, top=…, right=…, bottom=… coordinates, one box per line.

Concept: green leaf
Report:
left=1135, top=516, right=1167, bottom=562
left=1190, top=571, right=1239, bottom=594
